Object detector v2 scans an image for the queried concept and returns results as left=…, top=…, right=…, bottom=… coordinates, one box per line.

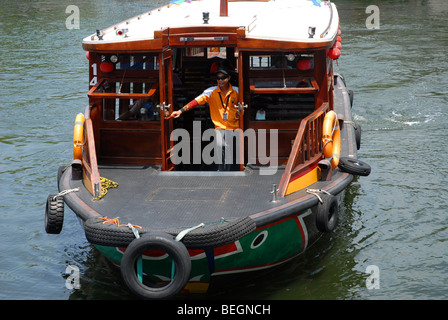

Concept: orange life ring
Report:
left=73, top=113, right=85, bottom=160
left=322, top=110, right=341, bottom=169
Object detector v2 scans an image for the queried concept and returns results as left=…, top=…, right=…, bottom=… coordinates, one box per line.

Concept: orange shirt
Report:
left=194, top=85, right=239, bottom=130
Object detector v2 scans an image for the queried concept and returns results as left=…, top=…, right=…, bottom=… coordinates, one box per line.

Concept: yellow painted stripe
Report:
left=285, top=166, right=320, bottom=195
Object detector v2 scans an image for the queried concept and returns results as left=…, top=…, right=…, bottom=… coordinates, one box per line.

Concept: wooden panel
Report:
left=81, top=117, right=101, bottom=197
left=237, top=38, right=333, bottom=52
left=249, top=78, right=319, bottom=94
left=99, top=129, right=162, bottom=165
left=82, top=39, right=163, bottom=53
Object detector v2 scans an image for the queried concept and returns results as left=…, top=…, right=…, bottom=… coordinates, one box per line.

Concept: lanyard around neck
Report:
left=218, top=91, right=231, bottom=112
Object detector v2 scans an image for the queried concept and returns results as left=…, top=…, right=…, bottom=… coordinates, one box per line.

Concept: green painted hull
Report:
left=94, top=209, right=318, bottom=293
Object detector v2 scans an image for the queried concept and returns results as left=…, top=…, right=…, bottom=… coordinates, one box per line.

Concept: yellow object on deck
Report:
left=93, top=177, right=119, bottom=200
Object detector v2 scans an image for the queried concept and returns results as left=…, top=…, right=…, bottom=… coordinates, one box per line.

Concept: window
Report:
left=249, top=52, right=314, bottom=70
left=247, top=52, right=317, bottom=121
left=115, top=55, right=158, bottom=70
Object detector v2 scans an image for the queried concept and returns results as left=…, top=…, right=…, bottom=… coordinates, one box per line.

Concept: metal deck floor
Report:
left=70, top=165, right=286, bottom=229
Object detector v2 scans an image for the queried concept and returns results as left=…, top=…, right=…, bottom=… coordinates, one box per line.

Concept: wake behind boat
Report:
left=45, top=0, right=370, bottom=299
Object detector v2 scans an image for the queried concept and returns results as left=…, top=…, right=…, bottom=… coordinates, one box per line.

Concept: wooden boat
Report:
left=45, top=0, right=371, bottom=299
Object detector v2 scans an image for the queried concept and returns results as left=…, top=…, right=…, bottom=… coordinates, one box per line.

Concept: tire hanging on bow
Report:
left=315, top=193, right=339, bottom=233
left=120, top=232, right=191, bottom=299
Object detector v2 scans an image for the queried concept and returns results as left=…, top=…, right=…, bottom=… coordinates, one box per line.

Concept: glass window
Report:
left=249, top=52, right=314, bottom=70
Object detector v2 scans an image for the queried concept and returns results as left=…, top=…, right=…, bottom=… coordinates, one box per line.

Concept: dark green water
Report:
left=1, top=0, right=447, bottom=300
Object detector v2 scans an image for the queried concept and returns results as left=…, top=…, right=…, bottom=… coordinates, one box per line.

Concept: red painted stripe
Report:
left=294, top=215, right=306, bottom=252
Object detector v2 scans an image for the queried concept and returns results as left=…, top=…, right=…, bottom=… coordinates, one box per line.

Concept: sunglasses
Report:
left=216, top=75, right=229, bottom=80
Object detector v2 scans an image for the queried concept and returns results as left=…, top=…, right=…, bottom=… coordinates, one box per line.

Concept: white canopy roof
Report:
left=83, top=0, right=338, bottom=46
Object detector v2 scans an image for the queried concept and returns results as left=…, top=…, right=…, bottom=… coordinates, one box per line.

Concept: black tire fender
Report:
left=57, top=166, right=66, bottom=186
left=348, top=89, right=354, bottom=107
left=120, top=232, right=191, bottom=299
left=354, top=123, right=361, bottom=150
left=338, top=157, right=371, bottom=176
left=45, top=194, right=64, bottom=234
left=315, top=193, right=339, bottom=233
left=84, top=216, right=256, bottom=249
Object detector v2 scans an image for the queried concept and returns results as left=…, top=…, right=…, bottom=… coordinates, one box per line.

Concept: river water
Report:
left=1, top=0, right=447, bottom=300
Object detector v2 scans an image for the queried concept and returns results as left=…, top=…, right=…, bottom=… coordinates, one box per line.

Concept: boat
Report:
left=45, top=0, right=371, bottom=299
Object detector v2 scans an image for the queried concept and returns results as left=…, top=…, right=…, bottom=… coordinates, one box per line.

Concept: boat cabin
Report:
left=86, top=48, right=329, bottom=161
left=80, top=0, right=339, bottom=198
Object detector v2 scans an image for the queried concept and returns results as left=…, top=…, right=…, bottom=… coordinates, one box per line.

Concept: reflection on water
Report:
left=1, top=0, right=448, bottom=300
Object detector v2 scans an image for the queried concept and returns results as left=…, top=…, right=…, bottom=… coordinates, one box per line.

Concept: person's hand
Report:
left=167, top=110, right=182, bottom=119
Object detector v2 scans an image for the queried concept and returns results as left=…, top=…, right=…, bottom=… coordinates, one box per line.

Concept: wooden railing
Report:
left=278, top=102, right=329, bottom=197
left=87, top=78, right=158, bottom=100
left=81, top=104, right=102, bottom=198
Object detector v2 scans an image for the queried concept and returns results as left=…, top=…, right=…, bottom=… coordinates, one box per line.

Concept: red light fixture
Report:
left=100, top=62, right=114, bottom=73
left=297, top=59, right=312, bottom=71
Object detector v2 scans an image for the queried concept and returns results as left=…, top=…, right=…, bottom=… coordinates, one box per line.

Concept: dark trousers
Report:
left=215, top=129, right=240, bottom=171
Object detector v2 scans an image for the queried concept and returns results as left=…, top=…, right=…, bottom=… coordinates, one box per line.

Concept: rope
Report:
left=306, top=188, right=331, bottom=203
left=175, top=223, right=205, bottom=241
left=124, top=222, right=143, bottom=283
left=52, top=188, right=79, bottom=201
left=93, top=177, right=119, bottom=200
left=127, top=223, right=141, bottom=239
left=344, top=120, right=357, bottom=129
left=173, top=222, right=205, bottom=281
left=97, top=216, right=142, bottom=229
left=323, top=116, right=339, bottom=150
left=331, top=116, right=339, bottom=135
left=322, top=137, right=333, bottom=150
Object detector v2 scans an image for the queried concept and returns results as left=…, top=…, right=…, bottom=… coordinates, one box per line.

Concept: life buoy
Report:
left=73, top=113, right=85, bottom=160
left=322, top=110, right=341, bottom=169
left=315, top=193, right=339, bottom=233
left=120, top=232, right=191, bottom=300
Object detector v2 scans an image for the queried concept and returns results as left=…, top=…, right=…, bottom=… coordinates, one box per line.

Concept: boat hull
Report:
left=91, top=204, right=333, bottom=294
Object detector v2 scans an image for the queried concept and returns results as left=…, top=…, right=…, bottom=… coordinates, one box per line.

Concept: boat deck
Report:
left=68, top=165, right=288, bottom=229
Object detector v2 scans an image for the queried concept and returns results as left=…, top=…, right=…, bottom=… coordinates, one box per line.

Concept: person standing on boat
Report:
left=169, top=68, right=240, bottom=171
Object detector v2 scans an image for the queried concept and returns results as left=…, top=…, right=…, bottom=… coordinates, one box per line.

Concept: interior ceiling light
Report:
left=110, top=55, right=118, bottom=63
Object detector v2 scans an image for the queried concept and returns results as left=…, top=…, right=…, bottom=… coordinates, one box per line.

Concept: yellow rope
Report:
left=93, top=177, right=119, bottom=200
